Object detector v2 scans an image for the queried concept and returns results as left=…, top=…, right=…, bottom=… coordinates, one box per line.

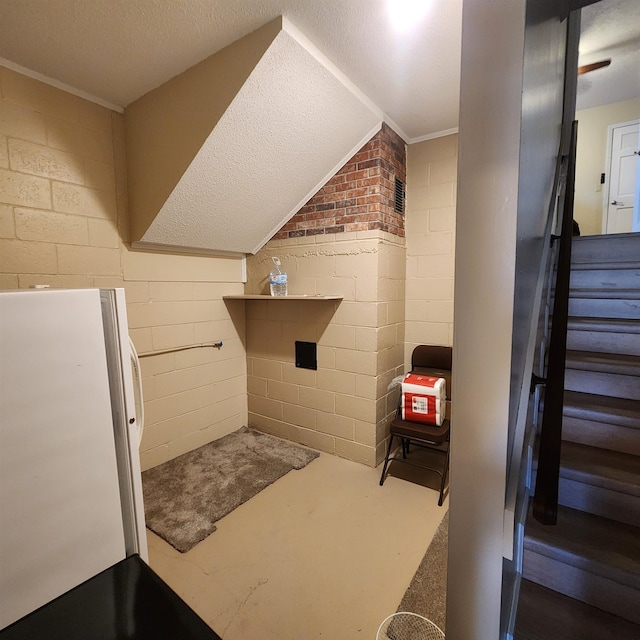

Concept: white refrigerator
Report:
left=0, top=288, right=147, bottom=630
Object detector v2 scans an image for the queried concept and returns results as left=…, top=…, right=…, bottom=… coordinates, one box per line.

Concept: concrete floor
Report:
left=147, top=451, right=448, bottom=639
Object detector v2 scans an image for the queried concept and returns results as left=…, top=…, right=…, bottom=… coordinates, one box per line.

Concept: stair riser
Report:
left=523, top=549, right=640, bottom=624
left=562, top=416, right=640, bottom=456
left=530, top=467, right=640, bottom=526
left=565, top=369, right=640, bottom=401
left=567, top=329, right=640, bottom=356
left=572, top=234, right=640, bottom=265
left=568, top=297, right=640, bottom=320
left=563, top=402, right=640, bottom=429
left=570, top=268, right=640, bottom=292
left=559, top=479, right=640, bottom=528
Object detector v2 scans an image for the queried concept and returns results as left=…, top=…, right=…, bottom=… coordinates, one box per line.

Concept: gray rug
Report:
left=398, top=510, right=449, bottom=632
left=142, top=427, right=320, bottom=553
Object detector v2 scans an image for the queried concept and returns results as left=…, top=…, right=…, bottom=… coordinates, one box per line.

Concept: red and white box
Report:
left=401, top=373, right=446, bottom=426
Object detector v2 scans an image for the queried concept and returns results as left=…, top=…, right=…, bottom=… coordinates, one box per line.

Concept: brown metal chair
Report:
left=379, top=345, right=452, bottom=506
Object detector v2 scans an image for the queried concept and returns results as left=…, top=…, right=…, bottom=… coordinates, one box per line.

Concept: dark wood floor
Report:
left=515, top=579, right=640, bottom=640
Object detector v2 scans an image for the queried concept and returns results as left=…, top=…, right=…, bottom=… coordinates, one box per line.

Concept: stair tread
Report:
left=571, top=233, right=640, bottom=266
left=563, top=390, right=640, bottom=428
left=516, top=578, right=640, bottom=640
left=524, top=506, right=640, bottom=588
left=569, top=288, right=640, bottom=299
left=566, top=350, right=640, bottom=374
left=568, top=316, right=640, bottom=333
left=570, top=261, right=640, bottom=270
left=568, top=298, right=640, bottom=320
left=567, top=351, right=640, bottom=375
left=558, top=441, right=640, bottom=497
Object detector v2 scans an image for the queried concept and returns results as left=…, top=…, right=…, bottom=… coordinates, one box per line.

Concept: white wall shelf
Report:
left=223, top=294, right=342, bottom=301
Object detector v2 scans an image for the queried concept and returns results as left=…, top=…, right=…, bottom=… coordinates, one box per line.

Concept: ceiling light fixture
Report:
left=387, top=0, right=431, bottom=31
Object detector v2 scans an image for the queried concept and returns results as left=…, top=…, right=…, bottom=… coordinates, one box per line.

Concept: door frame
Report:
left=601, top=118, right=639, bottom=234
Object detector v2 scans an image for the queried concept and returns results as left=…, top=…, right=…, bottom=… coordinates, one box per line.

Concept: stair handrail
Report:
left=532, top=120, right=578, bottom=525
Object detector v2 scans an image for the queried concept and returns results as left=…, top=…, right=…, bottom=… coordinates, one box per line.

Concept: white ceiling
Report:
left=577, top=0, right=640, bottom=111
left=0, top=0, right=462, bottom=142
left=0, top=0, right=637, bottom=142
left=133, top=18, right=384, bottom=254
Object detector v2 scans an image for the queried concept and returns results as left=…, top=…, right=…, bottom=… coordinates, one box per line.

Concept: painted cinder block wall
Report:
left=0, top=67, right=247, bottom=471
left=1, top=66, right=458, bottom=471
left=243, top=125, right=407, bottom=466
left=404, top=134, right=458, bottom=367
left=244, top=129, right=458, bottom=466
left=243, top=232, right=406, bottom=467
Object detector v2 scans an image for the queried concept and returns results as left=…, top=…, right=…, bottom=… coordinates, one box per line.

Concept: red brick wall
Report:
left=273, top=123, right=406, bottom=240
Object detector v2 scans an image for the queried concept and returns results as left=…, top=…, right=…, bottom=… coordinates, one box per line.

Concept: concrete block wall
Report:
left=404, top=134, right=458, bottom=367
left=0, top=67, right=247, bottom=470
left=242, top=124, right=408, bottom=467
left=1, top=65, right=458, bottom=472
left=243, top=231, right=405, bottom=466
left=244, top=129, right=460, bottom=467
left=122, top=253, right=247, bottom=469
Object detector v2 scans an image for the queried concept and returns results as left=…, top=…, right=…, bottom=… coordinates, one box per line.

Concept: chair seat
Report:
left=390, top=417, right=450, bottom=444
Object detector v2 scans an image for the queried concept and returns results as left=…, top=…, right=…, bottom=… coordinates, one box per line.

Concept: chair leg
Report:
left=379, top=434, right=395, bottom=486
left=438, top=444, right=451, bottom=506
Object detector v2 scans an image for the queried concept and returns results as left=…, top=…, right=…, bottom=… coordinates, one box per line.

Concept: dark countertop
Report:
left=0, top=555, right=223, bottom=639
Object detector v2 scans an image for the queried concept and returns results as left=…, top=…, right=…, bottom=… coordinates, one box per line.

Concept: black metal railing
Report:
left=532, top=120, right=578, bottom=525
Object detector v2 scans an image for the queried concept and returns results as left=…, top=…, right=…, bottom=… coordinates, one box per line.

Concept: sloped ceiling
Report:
left=125, top=16, right=382, bottom=256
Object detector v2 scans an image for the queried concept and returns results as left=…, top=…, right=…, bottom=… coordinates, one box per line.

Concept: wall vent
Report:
left=394, top=177, right=405, bottom=214
left=295, top=341, right=317, bottom=370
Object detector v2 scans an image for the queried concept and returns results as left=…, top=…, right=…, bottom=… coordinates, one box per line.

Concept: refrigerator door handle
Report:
left=129, top=337, right=144, bottom=447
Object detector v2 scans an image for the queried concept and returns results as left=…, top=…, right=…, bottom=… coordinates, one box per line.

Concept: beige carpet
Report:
left=398, top=510, right=448, bottom=632
left=142, top=427, right=319, bottom=552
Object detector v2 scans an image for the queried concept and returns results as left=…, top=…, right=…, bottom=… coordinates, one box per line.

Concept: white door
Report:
left=604, top=121, right=639, bottom=234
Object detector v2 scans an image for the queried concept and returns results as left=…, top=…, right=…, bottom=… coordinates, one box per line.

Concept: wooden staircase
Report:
left=516, top=233, right=640, bottom=639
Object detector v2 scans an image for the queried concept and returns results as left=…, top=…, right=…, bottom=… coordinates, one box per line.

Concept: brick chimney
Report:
left=274, top=123, right=406, bottom=240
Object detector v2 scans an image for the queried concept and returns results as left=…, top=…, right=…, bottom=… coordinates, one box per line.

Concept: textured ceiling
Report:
left=135, top=19, right=382, bottom=255
left=0, top=0, right=636, bottom=138
left=0, top=0, right=462, bottom=141
left=577, top=0, right=640, bottom=110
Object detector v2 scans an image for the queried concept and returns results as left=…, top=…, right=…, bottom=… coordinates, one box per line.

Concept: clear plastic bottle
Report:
left=269, top=256, right=288, bottom=296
